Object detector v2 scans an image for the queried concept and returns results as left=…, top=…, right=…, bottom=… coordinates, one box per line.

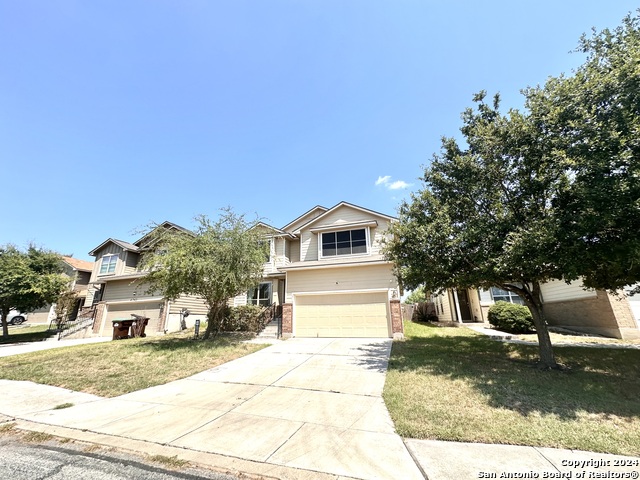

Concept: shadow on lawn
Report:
left=390, top=326, right=640, bottom=421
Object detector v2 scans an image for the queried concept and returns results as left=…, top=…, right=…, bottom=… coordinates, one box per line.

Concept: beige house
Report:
left=432, top=280, right=640, bottom=340
left=82, top=202, right=403, bottom=339
left=231, top=202, right=404, bottom=339
left=28, top=256, right=94, bottom=324
left=86, top=222, right=209, bottom=338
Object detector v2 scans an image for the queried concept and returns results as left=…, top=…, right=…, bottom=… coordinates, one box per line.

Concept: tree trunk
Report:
left=520, top=282, right=558, bottom=369
left=1, top=311, right=8, bottom=339
left=202, top=302, right=225, bottom=340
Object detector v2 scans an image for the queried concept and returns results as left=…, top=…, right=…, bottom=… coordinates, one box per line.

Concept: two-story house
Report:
left=86, top=222, right=209, bottom=337
left=232, top=202, right=404, bottom=339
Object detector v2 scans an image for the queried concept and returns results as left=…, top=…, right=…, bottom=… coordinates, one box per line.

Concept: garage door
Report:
left=295, top=292, right=390, bottom=338
left=103, top=303, right=162, bottom=336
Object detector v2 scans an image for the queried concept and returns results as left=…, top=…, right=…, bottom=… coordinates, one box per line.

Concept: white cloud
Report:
left=375, top=175, right=412, bottom=190
left=389, top=180, right=409, bottom=190
left=375, top=175, right=391, bottom=186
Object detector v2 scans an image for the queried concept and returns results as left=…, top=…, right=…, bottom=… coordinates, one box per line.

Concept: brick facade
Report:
left=544, top=290, right=640, bottom=340
left=390, top=299, right=404, bottom=338
left=282, top=303, right=292, bottom=339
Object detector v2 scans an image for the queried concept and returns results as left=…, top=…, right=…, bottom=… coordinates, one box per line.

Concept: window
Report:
left=321, top=229, right=367, bottom=257
left=490, top=287, right=524, bottom=305
left=248, top=282, right=272, bottom=306
left=99, top=254, right=118, bottom=274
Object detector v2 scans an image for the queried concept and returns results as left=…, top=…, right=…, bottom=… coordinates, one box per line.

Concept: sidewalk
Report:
left=0, top=338, right=638, bottom=479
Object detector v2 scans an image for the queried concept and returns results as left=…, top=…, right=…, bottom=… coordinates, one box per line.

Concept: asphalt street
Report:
left=0, top=437, right=240, bottom=480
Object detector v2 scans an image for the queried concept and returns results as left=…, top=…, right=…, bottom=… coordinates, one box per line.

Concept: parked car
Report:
left=6, top=310, right=27, bottom=325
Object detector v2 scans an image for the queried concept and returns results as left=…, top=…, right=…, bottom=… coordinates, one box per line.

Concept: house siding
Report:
left=300, top=230, right=316, bottom=262
left=289, top=239, right=300, bottom=263
left=123, top=251, right=140, bottom=275
left=102, top=279, right=159, bottom=302
left=540, top=279, right=597, bottom=303
left=286, top=263, right=396, bottom=303
left=169, top=295, right=209, bottom=315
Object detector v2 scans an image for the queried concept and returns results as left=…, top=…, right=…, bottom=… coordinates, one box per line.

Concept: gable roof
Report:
left=134, top=221, right=192, bottom=247
left=88, top=238, right=140, bottom=256
left=252, top=222, right=296, bottom=238
left=62, top=256, right=93, bottom=272
left=295, top=201, right=397, bottom=232
left=281, top=205, right=328, bottom=233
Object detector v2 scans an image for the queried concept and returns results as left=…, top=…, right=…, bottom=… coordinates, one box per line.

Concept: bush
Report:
left=412, top=302, right=438, bottom=323
left=487, top=301, right=535, bottom=334
left=223, top=305, right=266, bottom=333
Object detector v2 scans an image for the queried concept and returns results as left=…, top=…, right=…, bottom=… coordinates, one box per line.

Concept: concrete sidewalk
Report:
left=0, top=339, right=638, bottom=480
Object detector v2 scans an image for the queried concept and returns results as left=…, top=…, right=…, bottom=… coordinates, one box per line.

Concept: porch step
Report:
left=257, top=318, right=281, bottom=338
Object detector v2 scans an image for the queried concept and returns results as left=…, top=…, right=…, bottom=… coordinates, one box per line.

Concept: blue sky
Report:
left=1, top=1, right=637, bottom=261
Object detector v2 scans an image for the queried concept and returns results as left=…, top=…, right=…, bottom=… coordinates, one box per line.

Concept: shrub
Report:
left=223, top=305, right=266, bottom=333
left=487, top=301, right=535, bottom=334
left=412, top=302, right=438, bottom=323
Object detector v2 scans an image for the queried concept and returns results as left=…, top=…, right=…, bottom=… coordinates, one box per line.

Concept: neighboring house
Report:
left=86, top=222, right=209, bottom=337
left=431, top=280, right=640, bottom=340
left=28, top=256, right=94, bottom=324
left=231, top=202, right=404, bottom=339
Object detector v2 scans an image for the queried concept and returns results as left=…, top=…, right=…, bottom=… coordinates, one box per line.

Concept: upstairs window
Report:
left=321, top=228, right=367, bottom=257
left=99, top=254, right=118, bottom=274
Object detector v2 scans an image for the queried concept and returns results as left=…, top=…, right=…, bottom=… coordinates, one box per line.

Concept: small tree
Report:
left=138, top=209, right=268, bottom=340
left=404, top=288, right=426, bottom=305
left=0, top=245, right=70, bottom=338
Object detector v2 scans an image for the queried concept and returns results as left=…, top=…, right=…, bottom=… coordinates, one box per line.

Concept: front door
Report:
left=456, top=289, right=473, bottom=322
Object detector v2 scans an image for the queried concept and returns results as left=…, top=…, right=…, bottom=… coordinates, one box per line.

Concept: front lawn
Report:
left=383, top=321, right=640, bottom=456
left=0, top=330, right=266, bottom=397
left=0, top=324, right=55, bottom=344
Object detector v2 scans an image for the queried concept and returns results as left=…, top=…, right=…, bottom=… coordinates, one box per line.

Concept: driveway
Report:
left=18, top=338, right=424, bottom=480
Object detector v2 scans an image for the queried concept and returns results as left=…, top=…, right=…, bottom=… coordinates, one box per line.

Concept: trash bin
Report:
left=112, top=318, right=132, bottom=340
left=130, top=314, right=149, bottom=338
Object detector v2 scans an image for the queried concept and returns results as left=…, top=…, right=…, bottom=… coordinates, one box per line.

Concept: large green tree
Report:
left=138, top=209, right=268, bottom=340
left=527, top=12, right=640, bottom=292
left=0, top=245, right=70, bottom=338
left=386, top=93, right=565, bottom=368
left=386, top=12, right=640, bottom=369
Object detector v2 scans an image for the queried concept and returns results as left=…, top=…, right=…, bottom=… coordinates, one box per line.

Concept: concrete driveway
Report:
left=18, top=338, right=424, bottom=480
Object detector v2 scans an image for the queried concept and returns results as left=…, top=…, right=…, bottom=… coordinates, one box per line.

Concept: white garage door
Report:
left=295, top=292, right=390, bottom=338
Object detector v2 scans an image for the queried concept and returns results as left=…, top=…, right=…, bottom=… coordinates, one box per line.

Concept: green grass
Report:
left=383, top=321, right=640, bottom=456
left=0, top=330, right=265, bottom=397
left=0, top=324, right=55, bottom=344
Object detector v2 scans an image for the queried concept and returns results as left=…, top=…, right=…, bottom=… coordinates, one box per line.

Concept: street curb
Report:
left=9, top=418, right=354, bottom=480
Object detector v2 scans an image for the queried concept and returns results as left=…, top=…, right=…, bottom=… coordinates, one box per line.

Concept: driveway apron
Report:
left=20, top=338, right=424, bottom=480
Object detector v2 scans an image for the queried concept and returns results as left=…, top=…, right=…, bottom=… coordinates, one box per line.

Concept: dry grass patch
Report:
left=0, top=330, right=266, bottom=397
left=517, top=331, right=640, bottom=346
left=148, top=454, right=189, bottom=469
left=383, top=321, right=640, bottom=456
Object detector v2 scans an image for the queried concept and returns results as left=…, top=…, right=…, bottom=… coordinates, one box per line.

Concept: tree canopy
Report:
left=385, top=12, right=640, bottom=369
left=0, top=245, right=70, bottom=338
left=526, top=13, right=640, bottom=292
left=138, top=209, right=268, bottom=339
